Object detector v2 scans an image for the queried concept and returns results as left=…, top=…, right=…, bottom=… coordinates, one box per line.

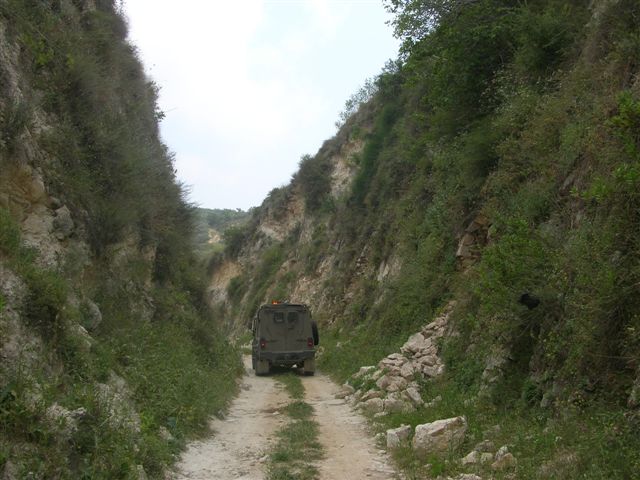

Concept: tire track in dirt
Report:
left=172, top=356, right=399, bottom=479
left=172, top=357, right=289, bottom=480
left=304, top=374, right=398, bottom=480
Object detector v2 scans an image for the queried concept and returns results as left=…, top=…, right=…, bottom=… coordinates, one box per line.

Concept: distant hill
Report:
left=193, top=207, right=250, bottom=256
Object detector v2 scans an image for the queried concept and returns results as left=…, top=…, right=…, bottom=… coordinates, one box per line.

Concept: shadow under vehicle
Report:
left=251, top=302, right=319, bottom=376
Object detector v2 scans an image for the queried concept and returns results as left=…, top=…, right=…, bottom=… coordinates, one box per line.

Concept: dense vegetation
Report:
left=0, top=2, right=240, bottom=478
left=221, top=0, right=640, bottom=477
left=192, top=207, right=249, bottom=257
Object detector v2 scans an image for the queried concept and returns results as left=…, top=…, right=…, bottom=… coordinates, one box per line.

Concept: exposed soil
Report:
left=172, top=356, right=398, bottom=480
left=305, top=373, right=398, bottom=480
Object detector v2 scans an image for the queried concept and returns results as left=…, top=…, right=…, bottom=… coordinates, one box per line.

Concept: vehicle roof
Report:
left=259, top=303, right=309, bottom=309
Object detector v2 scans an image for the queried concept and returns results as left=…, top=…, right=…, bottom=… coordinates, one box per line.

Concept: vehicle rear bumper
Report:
left=257, top=350, right=315, bottom=365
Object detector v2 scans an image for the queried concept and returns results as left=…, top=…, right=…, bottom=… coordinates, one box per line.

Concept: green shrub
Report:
left=223, top=224, right=249, bottom=258
left=227, top=275, right=248, bottom=305
left=245, top=244, right=286, bottom=317
left=0, top=100, right=32, bottom=155
left=295, top=154, right=333, bottom=211
left=0, top=208, right=21, bottom=256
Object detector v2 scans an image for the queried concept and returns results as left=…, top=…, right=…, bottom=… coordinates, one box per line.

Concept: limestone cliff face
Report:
left=0, top=3, right=235, bottom=476
left=0, top=0, right=158, bottom=436
left=208, top=110, right=406, bottom=329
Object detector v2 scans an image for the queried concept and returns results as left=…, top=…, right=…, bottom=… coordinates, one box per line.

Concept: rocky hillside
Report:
left=0, top=2, right=239, bottom=478
left=210, top=0, right=640, bottom=477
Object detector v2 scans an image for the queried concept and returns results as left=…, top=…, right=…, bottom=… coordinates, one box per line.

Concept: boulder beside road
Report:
left=412, top=416, right=468, bottom=456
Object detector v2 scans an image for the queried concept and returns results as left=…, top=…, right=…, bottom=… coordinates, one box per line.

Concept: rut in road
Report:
left=172, top=356, right=399, bottom=480
left=305, top=373, right=398, bottom=480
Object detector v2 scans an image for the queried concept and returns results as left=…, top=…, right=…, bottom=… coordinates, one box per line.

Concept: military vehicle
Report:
left=251, top=302, right=319, bottom=376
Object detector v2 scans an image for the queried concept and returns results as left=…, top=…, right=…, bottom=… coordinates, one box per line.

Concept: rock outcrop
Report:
left=455, top=214, right=491, bottom=264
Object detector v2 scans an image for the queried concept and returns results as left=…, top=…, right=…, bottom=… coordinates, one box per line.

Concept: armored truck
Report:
left=251, top=302, right=319, bottom=376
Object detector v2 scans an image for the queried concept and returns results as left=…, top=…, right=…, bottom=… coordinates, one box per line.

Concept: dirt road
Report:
left=305, top=372, right=398, bottom=480
left=172, top=356, right=398, bottom=480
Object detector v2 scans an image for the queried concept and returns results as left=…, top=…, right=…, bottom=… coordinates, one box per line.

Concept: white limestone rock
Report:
left=412, top=416, right=467, bottom=456
left=360, top=389, right=384, bottom=402
left=361, top=398, right=384, bottom=414
left=386, top=424, right=412, bottom=449
left=492, top=445, right=517, bottom=471
left=405, top=387, right=424, bottom=407
left=401, top=332, right=426, bottom=354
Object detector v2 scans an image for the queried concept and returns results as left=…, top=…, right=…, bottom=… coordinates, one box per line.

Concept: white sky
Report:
left=123, top=0, right=399, bottom=210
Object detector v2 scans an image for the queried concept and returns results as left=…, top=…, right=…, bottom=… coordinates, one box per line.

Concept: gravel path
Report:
left=172, top=356, right=398, bottom=480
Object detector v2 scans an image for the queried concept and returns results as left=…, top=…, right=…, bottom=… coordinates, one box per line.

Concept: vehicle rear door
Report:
left=260, top=308, right=288, bottom=352
left=284, top=308, right=309, bottom=352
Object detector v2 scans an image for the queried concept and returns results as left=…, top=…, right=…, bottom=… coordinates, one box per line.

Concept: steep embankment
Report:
left=210, top=1, right=640, bottom=478
left=0, top=2, right=240, bottom=478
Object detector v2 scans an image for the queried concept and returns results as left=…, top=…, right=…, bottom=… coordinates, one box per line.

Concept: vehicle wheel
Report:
left=255, top=359, right=270, bottom=376
left=303, top=358, right=315, bottom=376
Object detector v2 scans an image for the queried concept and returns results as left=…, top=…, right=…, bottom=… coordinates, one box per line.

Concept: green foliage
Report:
left=192, top=208, right=249, bottom=258
left=0, top=207, right=241, bottom=477
left=608, top=91, right=640, bottom=158
left=512, top=2, right=585, bottom=82
left=295, top=154, right=333, bottom=212
left=297, top=224, right=329, bottom=276
left=223, top=224, right=250, bottom=258
left=383, top=0, right=462, bottom=52
left=245, top=244, right=286, bottom=317
left=227, top=275, right=248, bottom=305
left=0, top=208, right=21, bottom=256
left=376, top=375, right=640, bottom=478
left=108, top=320, right=239, bottom=437
left=276, top=373, right=304, bottom=400
left=284, top=400, right=313, bottom=420
left=335, top=77, right=377, bottom=128
left=0, top=100, right=32, bottom=155
left=318, top=327, right=406, bottom=384
left=22, top=268, right=67, bottom=335
left=351, top=103, right=401, bottom=206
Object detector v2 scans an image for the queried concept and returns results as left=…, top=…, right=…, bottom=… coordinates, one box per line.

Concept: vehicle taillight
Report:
left=260, top=338, right=267, bottom=349
left=307, top=337, right=314, bottom=348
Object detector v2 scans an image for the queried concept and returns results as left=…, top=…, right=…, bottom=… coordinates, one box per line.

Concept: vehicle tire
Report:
left=256, top=359, right=270, bottom=376
left=303, top=358, right=315, bottom=376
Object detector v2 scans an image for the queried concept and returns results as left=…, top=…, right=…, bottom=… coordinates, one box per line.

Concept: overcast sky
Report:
left=123, top=0, right=399, bottom=210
